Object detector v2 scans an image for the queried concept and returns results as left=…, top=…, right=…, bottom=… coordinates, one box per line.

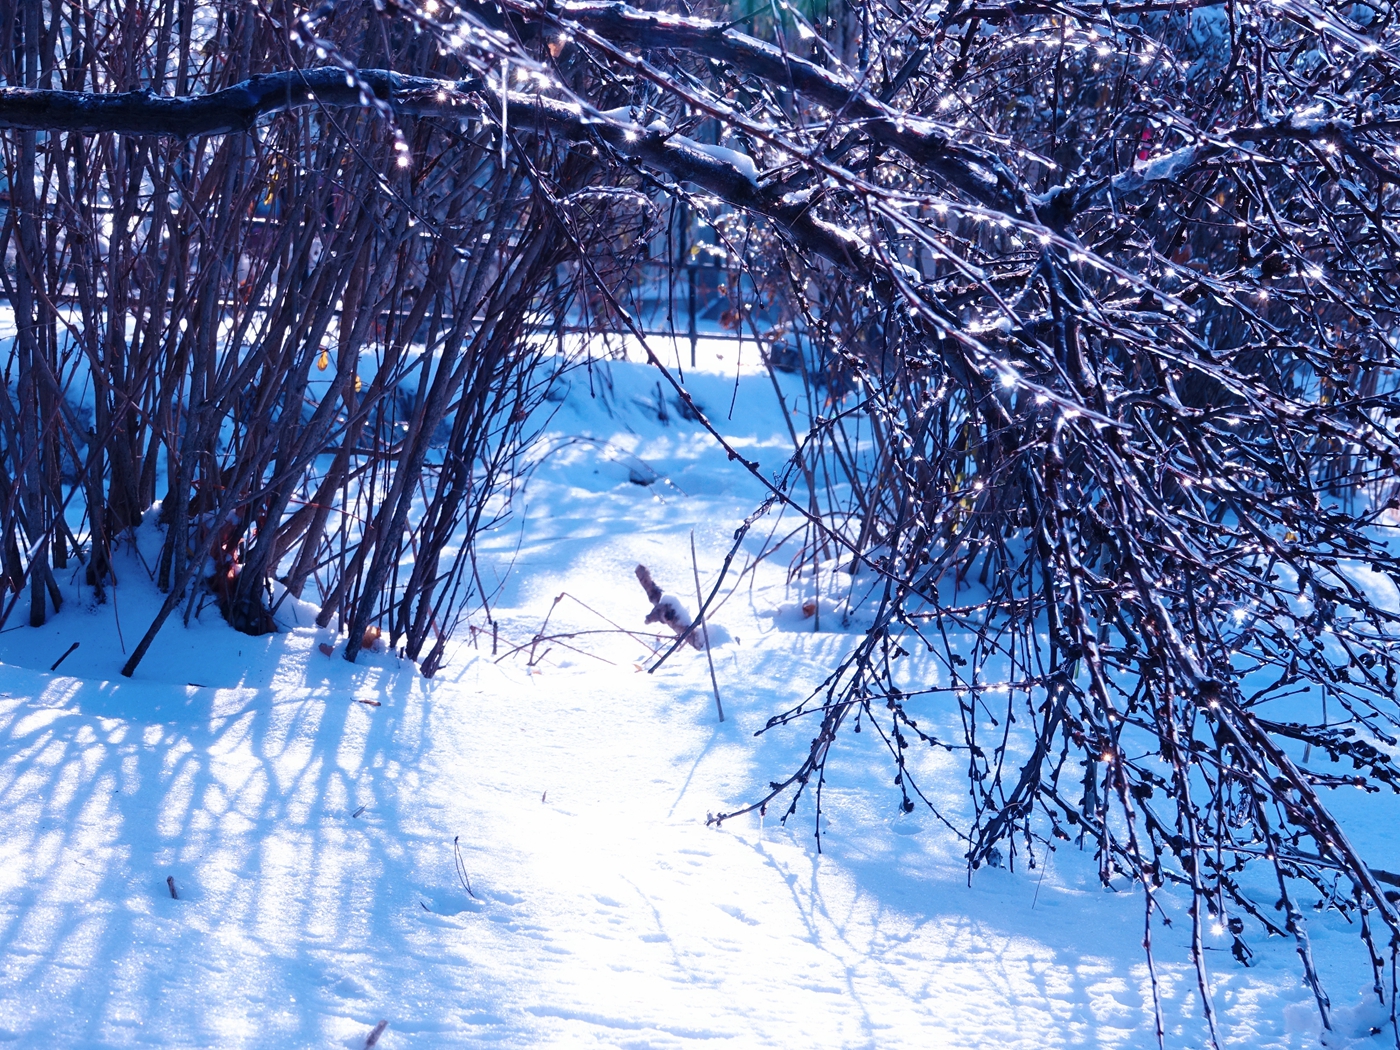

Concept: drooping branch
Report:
left=493, top=0, right=1027, bottom=213
left=0, top=67, right=876, bottom=272
left=0, top=67, right=532, bottom=136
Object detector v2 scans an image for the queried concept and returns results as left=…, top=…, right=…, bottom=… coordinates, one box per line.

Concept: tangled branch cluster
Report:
left=3, top=0, right=1400, bottom=1035
left=408, top=0, right=1400, bottom=1038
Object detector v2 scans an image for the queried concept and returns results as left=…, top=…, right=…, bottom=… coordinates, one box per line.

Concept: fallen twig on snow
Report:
left=49, top=642, right=79, bottom=671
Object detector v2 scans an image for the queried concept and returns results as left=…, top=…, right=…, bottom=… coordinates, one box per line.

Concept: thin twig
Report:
left=691, top=531, right=724, bottom=723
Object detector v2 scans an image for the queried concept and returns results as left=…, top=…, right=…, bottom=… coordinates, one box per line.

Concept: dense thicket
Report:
left=0, top=0, right=631, bottom=674
left=4, top=0, right=1400, bottom=1040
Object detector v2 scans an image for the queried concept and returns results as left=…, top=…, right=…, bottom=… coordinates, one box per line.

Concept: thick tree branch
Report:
left=0, top=68, right=874, bottom=273
left=497, top=0, right=1027, bottom=213
left=0, top=67, right=474, bottom=136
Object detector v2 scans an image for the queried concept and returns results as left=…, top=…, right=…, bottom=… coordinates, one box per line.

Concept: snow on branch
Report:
left=498, top=0, right=1024, bottom=212
left=0, top=67, right=464, bottom=136
left=0, top=67, right=871, bottom=271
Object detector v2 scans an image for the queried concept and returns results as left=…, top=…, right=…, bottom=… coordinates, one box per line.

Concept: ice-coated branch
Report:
left=492, top=0, right=1026, bottom=213
left=0, top=67, right=873, bottom=271
left=0, top=68, right=472, bottom=135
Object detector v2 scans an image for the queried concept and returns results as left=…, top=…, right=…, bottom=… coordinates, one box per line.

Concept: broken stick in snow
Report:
left=634, top=564, right=663, bottom=605
left=634, top=565, right=703, bottom=649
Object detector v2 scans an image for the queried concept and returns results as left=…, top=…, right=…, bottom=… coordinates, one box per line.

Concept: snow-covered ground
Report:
left=0, top=355, right=1391, bottom=1048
